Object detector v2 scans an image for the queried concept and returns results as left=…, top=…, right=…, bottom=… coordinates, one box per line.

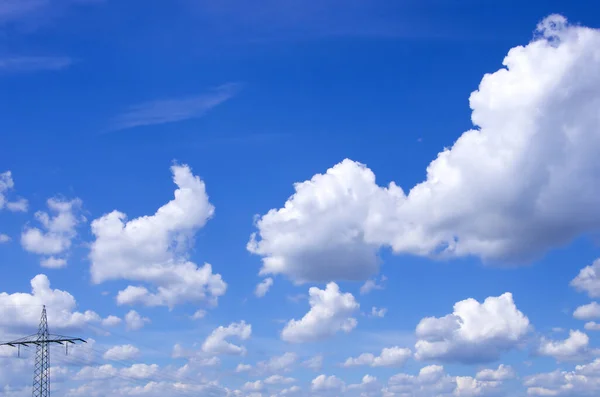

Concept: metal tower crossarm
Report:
left=0, top=305, right=87, bottom=397
left=0, top=335, right=87, bottom=348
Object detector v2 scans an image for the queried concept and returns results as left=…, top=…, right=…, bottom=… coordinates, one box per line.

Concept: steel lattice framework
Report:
left=0, top=305, right=86, bottom=397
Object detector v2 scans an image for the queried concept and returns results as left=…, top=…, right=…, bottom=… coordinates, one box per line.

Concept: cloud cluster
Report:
left=281, top=283, right=359, bottom=343
left=383, top=364, right=511, bottom=397
left=414, top=293, right=530, bottom=363
left=21, top=197, right=84, bottom=268
left=89, top=164, right=227, bottom=308
left=525, top=358, right=600, bottom=396
left=249, top=15, right=600, bottom=283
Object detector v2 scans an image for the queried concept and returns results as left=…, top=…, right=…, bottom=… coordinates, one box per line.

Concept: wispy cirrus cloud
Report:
left=110, top=83, right=241, bottom=131
left=0, top=56, right=73, bottom=73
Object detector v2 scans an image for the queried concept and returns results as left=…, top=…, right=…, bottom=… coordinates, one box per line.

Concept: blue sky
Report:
left=2, top=1, right=600, bottom=396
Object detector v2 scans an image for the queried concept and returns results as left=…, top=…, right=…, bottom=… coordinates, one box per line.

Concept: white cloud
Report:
left=191, top=309, right=207, bottom=320
left=236, top=363, right=252, bottom=373
left=585, top=322, right=600, bottom=331
left=254, top=278, right=273, bottom=298
left=264, top=375, right=295, bottom=385
left=414, top=293, right=530, bottom=363
left=243, top=380, right=263, bottom=392
left=279, top=385, right=301, bottom=396
left=101, top=315, right=121, bottom=327
left=121, top=363, right=159, bottom=379
left=248, top=15, right=600, bottom=283
left=103, top=344, right=140, bottom=361
left=370, top=306, right=387, bottom=318
left=454, top=376, right=501, bottom=397
left=524, top=358, right=600, bottom=396
left=0, top=234, right=10, bottom=243
left=40, top=257, right=67, bottom=269
left=124, top=310, right=150, bottom=331
left=281, top=283, right=359, bottom=343
left=574, top=302, right=600, bottom=320
left=21, top=197, right=83, bottom=267
left=343, top=346, right=412, bottom=368
left=302, top=355, right=323, bottom=371
left=571, top=259, right=600, bottom=298
left=537, top=330, right=598, bottom=362
left=0, top=171, right=27, bottom=212
left=89, top=164, right=227, bottom=308
left=360, top=275, right=386, bottom=295
left=172, top=344, right=222, bottom=366
left=74, top=364, right=118, bottom=381
left=0, top=274, right=100, bottom=338
left=348, top=375, right=380, bottom=395
left=385, top=366, right=452, bottom=396
left=256, top=352, right=297, bottom=373
left=343, top=346, right=412, bottom=367
left=311, top=374, right=345, bottom=392
left=191, top=356, right=221, bottom=367
left=384, top=365, right=503, bottom=397
left=75, top=363, right=159, bottom=382
left=202, top=321, right=252, bottom=356
left=475, top=364, right=516, bottom=381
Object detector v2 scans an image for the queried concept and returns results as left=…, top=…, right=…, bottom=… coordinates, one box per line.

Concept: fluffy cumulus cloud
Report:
left=383, top=364, right=507, bottom=397
left=571, top=259, right=600, bottom=298
left=348, top=375, right=381, bottom=396
left=384, top=365, right=454, bottom=396
left=343, top=347, right=412, bottom=368
left=311, top=374, right=345, bottom=392
left=281, top=283, right=359, bottom=343
left=202, top=321, right=252, bottom=356
left=89, top=164, right=227, bottom=308
left=124, top=310, right=150, bottom=331
left=414, top=293, right=530, bottom=363
left=21, top=197, right=83, bottom=268
left=537, top=330, right=599, bottom=362
left=574, top=302, right=600, bottom=320
left=475, top=364, right=516, bottom=382
left=0, top=274, right=101, bottom=338
left=101, top=315, right=122, bottom=327
left=103, top=344, right=140, bottom=361
left=254, top=278, right=273, bottom=298
left=248, top=15, right=600, bottom=283
left=0, top=171, right=27, bottom=212
left=585, top=322, right=600, bottom=331
left=525, top=359, right=600, bottom=396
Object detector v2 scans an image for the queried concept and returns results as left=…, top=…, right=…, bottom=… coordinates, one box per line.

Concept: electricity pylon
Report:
left=0, top=305, right=86, bottom=397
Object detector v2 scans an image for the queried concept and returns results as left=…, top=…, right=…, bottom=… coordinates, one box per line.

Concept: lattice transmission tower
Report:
left=0, top=305, right=87, bottom=397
